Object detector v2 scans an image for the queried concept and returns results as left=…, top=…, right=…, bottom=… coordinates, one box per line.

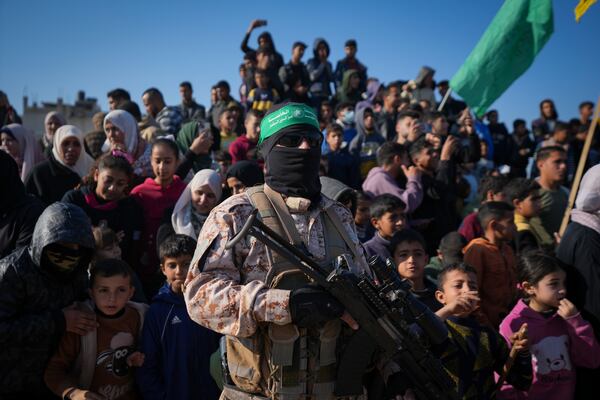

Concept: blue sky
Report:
left=1, top=0, right=598, bottom=127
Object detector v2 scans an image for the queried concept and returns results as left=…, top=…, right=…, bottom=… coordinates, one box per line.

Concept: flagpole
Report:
left=558, top=94, right=600, bottom=237
left=437, top=87, right=453, bottom=112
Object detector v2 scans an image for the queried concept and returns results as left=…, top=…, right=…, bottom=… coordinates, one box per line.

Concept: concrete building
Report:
left=22, top=90, right=101, bottom=138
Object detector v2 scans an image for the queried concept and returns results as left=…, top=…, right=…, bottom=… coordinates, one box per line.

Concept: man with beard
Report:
left=184, top=102, right=389, bottom=399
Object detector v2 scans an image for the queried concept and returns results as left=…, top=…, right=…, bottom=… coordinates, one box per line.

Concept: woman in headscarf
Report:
left=225, top=160, right=264, bottom=195
left=103, top=109, right=153, bottom=181
left=25, top=125, right=93, bottom=205
left=40, top=111, right=66, bottom=156
left=556, top=163, right=600, bottom=397
left=158, top=169, right=222, bottom=242
left=0, top=123, right=42, bottom=182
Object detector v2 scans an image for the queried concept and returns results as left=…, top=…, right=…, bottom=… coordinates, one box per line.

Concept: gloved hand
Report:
left=289, top=285, right=344, bottom=328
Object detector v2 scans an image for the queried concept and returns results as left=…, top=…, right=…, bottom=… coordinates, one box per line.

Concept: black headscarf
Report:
left=226, top=160, right=264, bottom=188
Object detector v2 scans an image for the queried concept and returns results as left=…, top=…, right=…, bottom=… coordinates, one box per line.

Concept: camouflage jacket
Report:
left=184, top=192, right=368, bottom=338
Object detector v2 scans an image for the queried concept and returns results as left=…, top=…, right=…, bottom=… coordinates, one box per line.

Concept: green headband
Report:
left=258, top=103, right=320, bottom=145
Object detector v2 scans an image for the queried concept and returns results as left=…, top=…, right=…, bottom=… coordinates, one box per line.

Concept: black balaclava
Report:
left=41, top=242, right=85, bottom=281
left=261, top=124, right=322, bottom=202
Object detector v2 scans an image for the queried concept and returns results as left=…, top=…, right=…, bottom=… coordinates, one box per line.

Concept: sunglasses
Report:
left=277, top=132, right=323, bottom=148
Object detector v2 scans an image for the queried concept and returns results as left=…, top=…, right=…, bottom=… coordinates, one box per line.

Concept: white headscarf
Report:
left=52, top=125, right=95, bottom=177
left=43, top=111, right=67, bottom=144
left=171, top=169, right=222, bottom=238
left=571, top=164, right=600, bottom=235
left=2, top=123, right=41, bottom=181
left=102, top=110, right=139, bottom=154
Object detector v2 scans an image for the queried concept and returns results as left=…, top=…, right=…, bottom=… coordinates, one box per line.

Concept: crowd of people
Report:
left=2, top=20, right=600, bottom=400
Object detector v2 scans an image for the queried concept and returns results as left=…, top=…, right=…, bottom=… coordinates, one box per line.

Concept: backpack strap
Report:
left=263, top=185, right=304, bottom=248
left=323, top=205, right=359, bottom=260
left=246, top=185, right=305, bottom=287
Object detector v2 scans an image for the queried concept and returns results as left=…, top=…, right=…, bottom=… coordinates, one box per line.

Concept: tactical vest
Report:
left=223, top=185, right=364, bottom=400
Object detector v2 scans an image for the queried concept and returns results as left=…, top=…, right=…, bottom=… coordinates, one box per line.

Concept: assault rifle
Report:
left=226, top=209, right=458, bottom=400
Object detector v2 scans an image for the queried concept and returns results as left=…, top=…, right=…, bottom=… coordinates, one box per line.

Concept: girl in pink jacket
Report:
left=499, top=251, right=600, bottom=399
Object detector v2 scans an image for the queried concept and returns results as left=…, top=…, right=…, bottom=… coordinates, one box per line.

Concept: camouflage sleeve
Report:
left=184, top=201, right=291, bottom=338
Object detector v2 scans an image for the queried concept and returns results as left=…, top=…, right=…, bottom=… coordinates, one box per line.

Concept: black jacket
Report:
left=24, top=153, right=81, bottom=205
left=0, top=152, right=45, bottom=258
left=62, top=186, right=144, bottom=266
left=556, top=221, right=600, bottom=396
left=0, top=202, right=94, bottom=396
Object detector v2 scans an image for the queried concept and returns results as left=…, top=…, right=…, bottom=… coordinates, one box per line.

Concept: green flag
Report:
left=450, top=0, right=553, bottom=117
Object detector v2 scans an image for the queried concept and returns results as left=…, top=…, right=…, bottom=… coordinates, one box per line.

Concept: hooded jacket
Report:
left=356, top=79, right=382, bottom=112
left=349, top=107, right=385, bottom=179
left=499, top=299, right=600, bottom=399
left=0, top=152, right=45, bottom=258
left=335, top=69, right=362, bottom=105
left=0, top=202, right=94, bottom=396
left=306, top=38, right=334, bottom=98
left=137, top=283, right=221, bottom=400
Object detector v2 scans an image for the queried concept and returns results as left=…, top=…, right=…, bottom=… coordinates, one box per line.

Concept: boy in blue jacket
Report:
left=137, top=234, right=220, bottom=400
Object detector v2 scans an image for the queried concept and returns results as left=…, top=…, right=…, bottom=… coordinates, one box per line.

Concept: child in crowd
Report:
left=434, top=263, right=532, bottom=399
left=463, top=201, right=517, bottom=328
left=131, top=138, right=187, bottom=297
left=499, top=252, right=600, bottom=399
left=62, top=153, right=143, bottom=267
left=424, top=231, right=466, bottom=285
left=504, top=178, right=553, bottom=254
left=44, top=259, right=146, bottom=400
left=218, top=109, right=238, bottom=152
left=246, top=68, right=280, bottom=112
left=92, top=223, right=122, bottom=260
left=229, top=109, right=262, bottom=164
left=348, top=106, right=385, bottom=179
left=324, top=122, right=360, bottom=189
left=363, top=194, right=406, bottom=260
left=92, top=224, right=147, bottom=304
left=459, top=174, right=509, bottom=242
left=137, top=235, right=220, bottom=400
left=354, top=191, right=374, bottom=243
left=362, top=141, right=423, bottom=213
left=390, top=229, right=440, bottom=311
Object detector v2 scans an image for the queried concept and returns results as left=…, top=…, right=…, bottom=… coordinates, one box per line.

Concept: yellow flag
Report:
left=575, top=0, right=597, bottom=22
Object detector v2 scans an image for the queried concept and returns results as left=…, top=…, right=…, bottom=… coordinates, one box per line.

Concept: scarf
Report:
left=1, top=123, right=41, bottom=181
left=52, top=125, right=95, bottom=177
left=171, top=169, right=222, bottom=239
left=102, top=110, right=139, bottom=154
left=514, top=213, right=554, bottom=247
left=571, top=164, right=600, bottom=235
left=84, top=191, right=118, bottom=211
